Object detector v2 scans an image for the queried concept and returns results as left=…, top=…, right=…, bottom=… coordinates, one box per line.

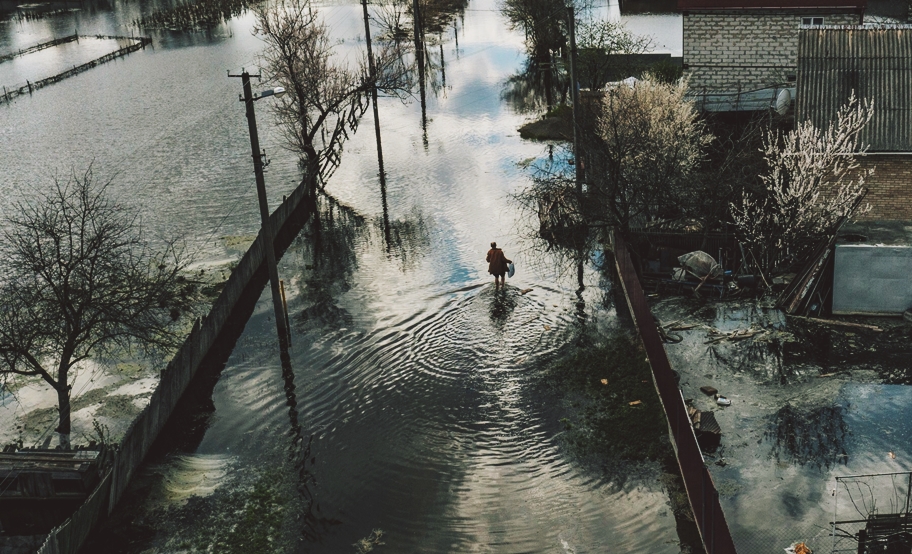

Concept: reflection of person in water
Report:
left=486, top=242, right=512, bottom=289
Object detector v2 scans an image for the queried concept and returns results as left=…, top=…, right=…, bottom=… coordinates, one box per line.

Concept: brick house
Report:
left=680, top=0, right=864, bottom=95
left=797, top=24, right=912, bottom=221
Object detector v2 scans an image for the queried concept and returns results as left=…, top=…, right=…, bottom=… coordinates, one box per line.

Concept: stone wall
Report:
left=857, top=155, right=912, bottom=221
left=683, top=12, right=860, bottom=92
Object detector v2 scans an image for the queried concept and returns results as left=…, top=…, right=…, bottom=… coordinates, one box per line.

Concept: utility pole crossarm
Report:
left=231, top=69, right=291, bottom=356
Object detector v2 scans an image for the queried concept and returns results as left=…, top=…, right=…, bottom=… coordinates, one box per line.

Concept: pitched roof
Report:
left=797, top=25, right=912, bottom=151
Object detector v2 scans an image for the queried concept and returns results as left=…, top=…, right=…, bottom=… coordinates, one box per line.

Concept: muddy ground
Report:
left=0, top=238, right=247, bottom=450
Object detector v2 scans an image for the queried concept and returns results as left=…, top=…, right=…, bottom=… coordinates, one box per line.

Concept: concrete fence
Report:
left=37, top=181, right=312, bottom=554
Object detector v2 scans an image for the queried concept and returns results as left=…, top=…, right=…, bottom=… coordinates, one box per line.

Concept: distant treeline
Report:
left=133, top=0, right=257, bottom=31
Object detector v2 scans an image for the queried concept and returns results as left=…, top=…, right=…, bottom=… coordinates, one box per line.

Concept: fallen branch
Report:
left=788, top=315, right=882, bottom=332
left=704, top=328, right=763, bottom=344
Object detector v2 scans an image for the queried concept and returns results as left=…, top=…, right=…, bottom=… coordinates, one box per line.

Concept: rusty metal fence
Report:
left=612, top=230, right=738, bottom=554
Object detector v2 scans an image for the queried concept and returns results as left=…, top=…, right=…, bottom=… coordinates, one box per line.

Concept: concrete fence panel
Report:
left=37, top=179, right=312, bottom=554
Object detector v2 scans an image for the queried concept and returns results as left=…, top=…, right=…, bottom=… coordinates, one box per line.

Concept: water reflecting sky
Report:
left=1, top=1, right=687, bottom=551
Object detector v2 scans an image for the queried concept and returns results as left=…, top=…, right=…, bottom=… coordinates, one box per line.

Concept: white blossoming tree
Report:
left=586, top=75, right=712, bottom=235
left=731, top=94, right=874, bottom=273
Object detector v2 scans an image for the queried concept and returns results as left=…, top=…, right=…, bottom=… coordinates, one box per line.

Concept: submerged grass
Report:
left=544, top=330, right=669, bottom=462
left=166, top=468, right=293, bottom=553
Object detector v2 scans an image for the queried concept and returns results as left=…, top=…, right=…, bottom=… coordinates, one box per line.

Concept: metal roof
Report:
left=678, top=0, right=864, bottom=10
left=797, top=25, right=912, bottom=151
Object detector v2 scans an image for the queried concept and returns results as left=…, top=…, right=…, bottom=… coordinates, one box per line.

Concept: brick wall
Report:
left=856, top=155, right=912, bottom=221
left=683, top=12, right=858, bottom=92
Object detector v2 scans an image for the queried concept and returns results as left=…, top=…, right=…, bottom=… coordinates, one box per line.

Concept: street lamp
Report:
left=229, top=69, right=290, bottom=356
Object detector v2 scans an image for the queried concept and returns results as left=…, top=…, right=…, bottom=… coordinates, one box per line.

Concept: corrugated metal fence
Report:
left=36, top=181, right=312, bottom=554
left=612, top=230, right=738, bottom=554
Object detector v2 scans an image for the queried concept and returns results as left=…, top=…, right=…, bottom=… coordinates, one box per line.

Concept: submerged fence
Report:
left=37, top=182, right=312, bottom=554
left=612, top=231, right=738, bottom=554
left=0, top=34, right=80, bottom=64
left=0, top=35, right=152, bottom=106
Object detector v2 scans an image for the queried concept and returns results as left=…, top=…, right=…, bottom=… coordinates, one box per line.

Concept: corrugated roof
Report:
left=797, top=25, right=912, bottom=151
left=678, top=0, right=864, bottom=10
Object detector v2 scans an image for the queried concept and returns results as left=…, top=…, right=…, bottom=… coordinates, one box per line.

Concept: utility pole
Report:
left=567, top=5, right=582, bottom=195
left=230, top=70, right=291, bottom=356
left=361, top=0, right=387, bottom=190
left=413, top=0, right=428, bottom=145
left=361, top=0, right=392, bottom=247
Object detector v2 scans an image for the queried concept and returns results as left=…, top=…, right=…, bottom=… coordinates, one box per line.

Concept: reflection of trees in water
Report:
left=377, top=207, right=431, bottom=271
left=500, top=0, right=570, bottom=112
left=766, top=403, right=849, bottom=469
left=372, top=0, right=465, bottom=97
left=293, top=193, right=364, bottom=332
left=706, top=339, right=792, bottom=384
left=511, top=154, right=594, bottom=289
left=502, top=54, right=568, bottom=114
left=293, top=192, right=430, bottom=332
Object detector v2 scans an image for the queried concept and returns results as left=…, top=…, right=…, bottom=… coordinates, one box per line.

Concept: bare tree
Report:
left=575, top=19, right=653, bottom=90
left=584, top=76, right=712, bottom=235
left=255, top=0, right=410, bottom=190
left=501, top=0, right=568, bottom=61
left=0, top=167, right=190, bottom=445
left=731, top=94, right=873, bottom=273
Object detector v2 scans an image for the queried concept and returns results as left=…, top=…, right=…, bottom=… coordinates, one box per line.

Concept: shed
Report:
left=0, top=448, right=106, bottom=535
left=832, top=244, right=912, bottom=315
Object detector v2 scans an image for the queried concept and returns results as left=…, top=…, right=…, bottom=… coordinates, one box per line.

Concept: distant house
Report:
left=797, top=25, right=912, bottom=221
left=679, top=0, right=865, bottom=105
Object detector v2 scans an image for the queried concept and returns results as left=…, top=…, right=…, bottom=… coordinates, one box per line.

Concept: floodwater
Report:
left=0, top=1, right=689, bottom=552
left=652, top=297, right=912, bottom=554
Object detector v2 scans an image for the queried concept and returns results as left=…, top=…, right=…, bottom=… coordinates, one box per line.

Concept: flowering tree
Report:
left=731, top=94, right=874, bottom=273
left=586, top=75, right=712, bottom=235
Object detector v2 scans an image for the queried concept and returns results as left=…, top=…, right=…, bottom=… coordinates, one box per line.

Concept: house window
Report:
left=801, top=16, right=825, bottom=25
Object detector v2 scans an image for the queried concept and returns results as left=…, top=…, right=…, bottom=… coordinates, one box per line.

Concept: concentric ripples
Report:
left=190, top=266, right=679, bottom=552
left=0, top=0, right=686, bottom=549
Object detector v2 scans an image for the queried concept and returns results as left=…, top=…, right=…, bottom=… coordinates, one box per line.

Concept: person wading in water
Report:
left=486, top=242, right=512, bottom=289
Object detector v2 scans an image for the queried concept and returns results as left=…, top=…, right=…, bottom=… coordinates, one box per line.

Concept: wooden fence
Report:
left=0, top=35, right=152, bottom=106
left=36, top=182, right=313, bottom=554
left=612, top=230, right=738, bottom=554
left=0, top=34, right=80, bottom=64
